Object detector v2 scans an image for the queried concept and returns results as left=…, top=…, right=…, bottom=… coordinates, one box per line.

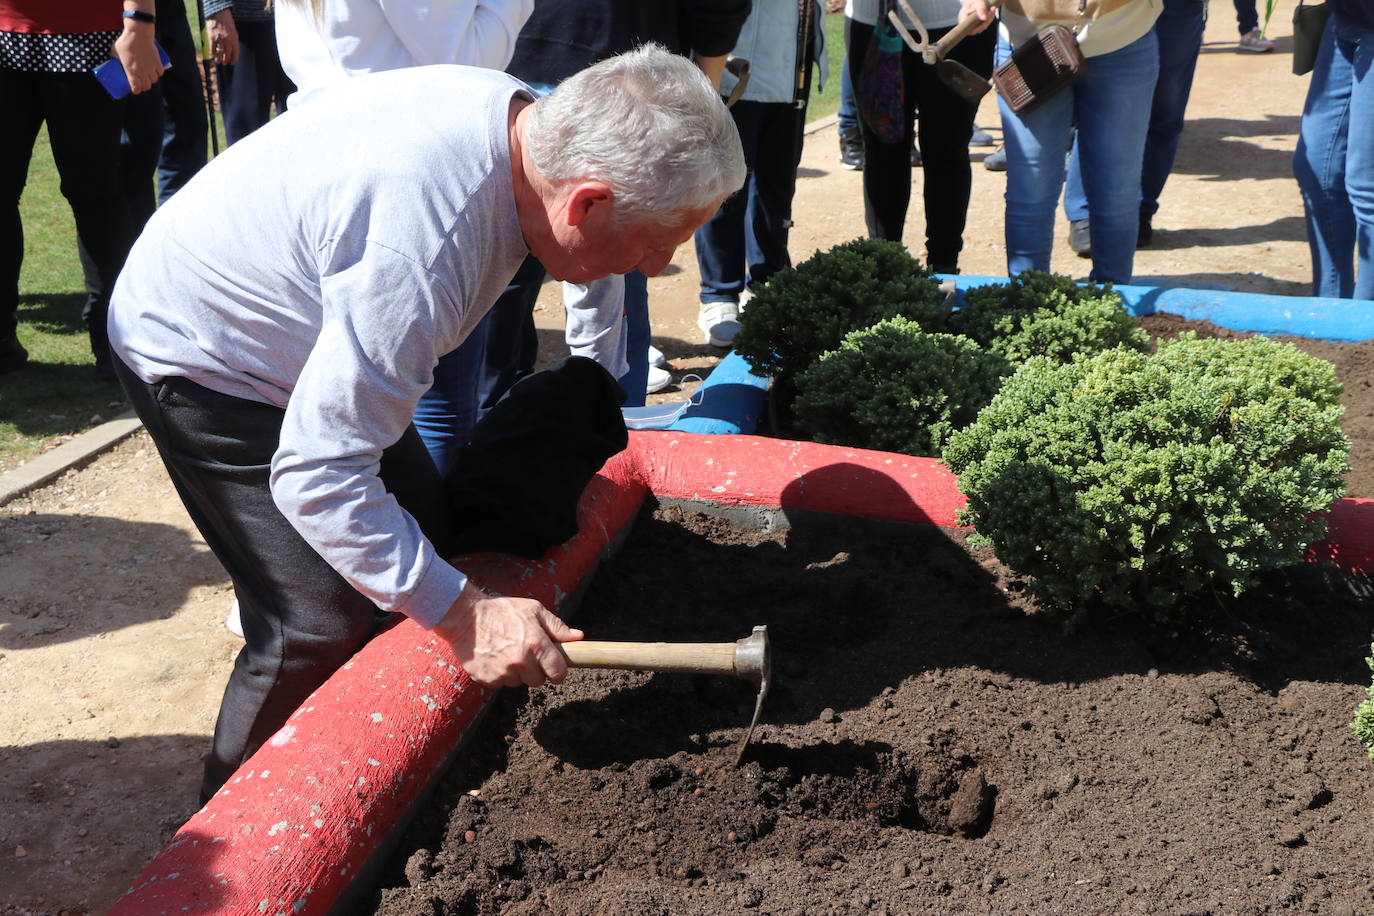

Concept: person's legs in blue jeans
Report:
left=1233, top=0, right=1258, bottom=35
left=617, top=270, right=651, bottom=408
left=152, top=0, right=208, bottom=206
left=838, top=49, right=859, bottom=137
left=695, top=104, right=755, bottom=304
left=1001, top=32, right=1157, bottom=282
left=219, top=20, right=295, bottom=145
left=743, top=102, right=803, bottom=288
left=998, top=38, right=1076, bottom=275
left=1139, top=0, right=1205, bottom=218
left=1074, top=31, right=1158, bottom=283
left=1294, top=14, right=1374, bottom=299
left=1064, top=0, right=1203, bottom=230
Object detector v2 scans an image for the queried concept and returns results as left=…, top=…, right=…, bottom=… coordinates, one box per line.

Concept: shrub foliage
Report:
left=733, top=238, right=944, bottom=383
left=941, top=335, right=1350, bottom=617
left=792, top=318, right=1011, bottom=456
left=948, top=270, right=1149, bottom=365
left=1353, top=645, right=1374, bottom=760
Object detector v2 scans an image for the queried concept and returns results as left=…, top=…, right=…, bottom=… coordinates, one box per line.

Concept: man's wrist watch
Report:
left=122, top=9, right=157, bottom=23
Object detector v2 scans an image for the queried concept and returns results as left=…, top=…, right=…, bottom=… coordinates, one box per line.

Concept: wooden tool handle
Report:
left=934, top=0, right=1002, bottom=57
left=561, top=640, right=737, bottom=676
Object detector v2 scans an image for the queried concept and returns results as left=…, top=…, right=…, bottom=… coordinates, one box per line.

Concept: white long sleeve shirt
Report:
left=275, top=0, right=533, bottom=106
left=109, top=66, right=532, bottom=627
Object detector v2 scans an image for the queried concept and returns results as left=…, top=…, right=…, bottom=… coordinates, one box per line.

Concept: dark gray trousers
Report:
left=114, top=356, right=455, bottom=802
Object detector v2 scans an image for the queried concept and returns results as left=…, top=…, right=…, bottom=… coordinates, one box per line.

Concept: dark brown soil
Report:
left=1138, top=313, right=1374, bottom=500
left=364, top=502, right=1374, bottom=915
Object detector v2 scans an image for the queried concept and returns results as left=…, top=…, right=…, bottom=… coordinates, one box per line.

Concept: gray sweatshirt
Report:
left=109, top=65, right=532, bottom=628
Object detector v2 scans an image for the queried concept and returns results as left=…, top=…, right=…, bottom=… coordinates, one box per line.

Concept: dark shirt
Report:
left=508, top=0, right=751, bottom=85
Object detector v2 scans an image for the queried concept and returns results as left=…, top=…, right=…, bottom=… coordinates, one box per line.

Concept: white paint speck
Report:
left=367, top=758, right=380, bottom=766
left=314, top=819, right=325, bottom=829
left=370, top=713, right=383, bottom=723
left=267, top=821, right=289, bottom=836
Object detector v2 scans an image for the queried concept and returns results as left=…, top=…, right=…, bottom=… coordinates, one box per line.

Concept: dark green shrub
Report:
left=792, top=318, right=1011, bottom=457
left=941, top=335, right=1350, bottom=618
left=733, top=238, right=944, bottom=383
left=948, top=270, right=1149, bottom=365
left=1353, top=645, right=1374, bottom=760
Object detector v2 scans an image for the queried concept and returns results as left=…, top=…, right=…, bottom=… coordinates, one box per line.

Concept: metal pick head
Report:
left=733, top=625, right=771, bottom=766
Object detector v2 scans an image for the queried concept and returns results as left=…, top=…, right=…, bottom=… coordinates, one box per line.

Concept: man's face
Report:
left=535, top=185, right=722, bottom=284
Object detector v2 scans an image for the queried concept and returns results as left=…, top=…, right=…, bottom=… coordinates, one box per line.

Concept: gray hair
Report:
left=526, top=44, right=746, bottom=228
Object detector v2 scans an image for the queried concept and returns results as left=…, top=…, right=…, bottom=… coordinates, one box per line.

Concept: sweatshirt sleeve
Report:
left=378, top=0, right=536, bottom=70
left=268, top=238, right=468, bottom=629
left=679, top=0, right=754, bottom=59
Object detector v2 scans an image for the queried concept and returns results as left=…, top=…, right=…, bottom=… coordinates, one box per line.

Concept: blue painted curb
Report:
left=951, top=275, right=1374, bottom=343
left=668, top=350, right=771, bottom=435
left=665, top=278, right=1372, bottom=437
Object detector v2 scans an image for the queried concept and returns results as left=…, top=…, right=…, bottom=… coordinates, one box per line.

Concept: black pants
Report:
left=847, top=18, right=996, bottom=270
left=114, top=357, right=456, bottom=802
left=0, top=68, right=127, bottom=352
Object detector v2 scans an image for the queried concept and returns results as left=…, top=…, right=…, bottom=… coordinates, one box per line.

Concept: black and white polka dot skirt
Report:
left=0, top=29, right=118, bottom=74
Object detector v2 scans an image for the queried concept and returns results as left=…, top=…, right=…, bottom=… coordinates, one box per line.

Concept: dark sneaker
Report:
left=911, top=141, right=922, bottom=168
left=983, top=144, right=1007, bottom=171
left=1069, top=219, right=1092, bottom=257
left=839, top=130, right=864, bottom=171
left=970, top=124, right=995, bottom=147
left=1138, top=213, right=1154, bottom=248
left=0, top=335, right=28, bottom=374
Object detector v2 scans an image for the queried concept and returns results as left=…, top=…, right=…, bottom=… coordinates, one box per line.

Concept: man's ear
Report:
left=565, top=180, right=615, bottom=228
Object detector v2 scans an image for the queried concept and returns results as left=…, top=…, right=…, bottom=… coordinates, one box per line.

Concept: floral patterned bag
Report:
left=858, top=0, right=906, bottom=144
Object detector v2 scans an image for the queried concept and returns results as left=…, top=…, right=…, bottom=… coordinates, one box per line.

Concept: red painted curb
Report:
left=112, top=434, right=1371, bottom=912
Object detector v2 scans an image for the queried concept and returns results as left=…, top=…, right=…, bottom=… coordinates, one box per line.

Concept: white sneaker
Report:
left=645, top=364, right=672, bottom=394
left=648, top=344, right=667, bottom=368
left=697, top=301, right=741, bottom=348
left=738, top=289, right=753, bottom=313
left=226, top=599, right=244, bottom=638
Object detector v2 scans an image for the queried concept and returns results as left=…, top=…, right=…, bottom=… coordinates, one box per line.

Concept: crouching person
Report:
left=107, top=45, right=745, bottom=802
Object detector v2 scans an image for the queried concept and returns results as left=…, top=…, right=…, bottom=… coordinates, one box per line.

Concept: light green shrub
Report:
left=942, top=335, right=1350, bottom=617
left=1353, top=646, right=1374, bottom=759
left=733, top=238, right=944, bottom=384
left=948, top=270, right=1149, bottom=365
left=792, top=318, right=1011, bottom=457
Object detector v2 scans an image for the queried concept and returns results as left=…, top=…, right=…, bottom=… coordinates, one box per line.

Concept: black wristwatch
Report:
left=122, top=9, right=157, bottom=23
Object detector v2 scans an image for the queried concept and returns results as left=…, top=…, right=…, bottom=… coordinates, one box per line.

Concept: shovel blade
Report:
left=937, top=59, right=992, bottom=105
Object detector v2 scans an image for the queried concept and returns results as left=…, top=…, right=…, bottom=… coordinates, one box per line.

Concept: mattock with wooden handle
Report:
left=560, top=625, right=772, bottom=766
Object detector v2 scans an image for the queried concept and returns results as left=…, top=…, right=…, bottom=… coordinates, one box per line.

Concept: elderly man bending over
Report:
left=107, top=45, right=745, bottom=801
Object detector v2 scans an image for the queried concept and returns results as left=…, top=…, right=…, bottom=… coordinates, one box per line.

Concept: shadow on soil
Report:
left=0, top=733, right=208, bottom=913
left=0, top=513, right=224, bottom=648
left=552, top=503, right=1374, bottom=739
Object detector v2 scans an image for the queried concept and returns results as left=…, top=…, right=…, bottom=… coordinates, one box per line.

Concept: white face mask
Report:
left=621, top=375, right=705, bottom=430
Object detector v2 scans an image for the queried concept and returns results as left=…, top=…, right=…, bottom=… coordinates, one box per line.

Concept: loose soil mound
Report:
left=367, top=504, right=1374, bottom=915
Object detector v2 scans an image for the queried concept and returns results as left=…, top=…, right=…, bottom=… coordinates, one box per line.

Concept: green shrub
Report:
left=733, top=238, right=945, bottom=384
left=1353, top=646, right=1374, bottom=760
left=948, top=270, right=1149, bottom=365
left=941, top=335, right=1350, bottom=618
left=792, top=318, right=1011, bottom=457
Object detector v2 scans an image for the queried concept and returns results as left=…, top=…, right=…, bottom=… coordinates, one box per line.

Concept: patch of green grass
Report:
left=1, top=129, right=130, bottom=473
left=807, top=13, right=847, bottom=125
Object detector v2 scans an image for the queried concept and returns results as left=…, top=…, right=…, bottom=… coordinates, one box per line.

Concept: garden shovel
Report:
left=560, top=625, right=772, bottom=766
left=888, top=0, right=1002, bottom=105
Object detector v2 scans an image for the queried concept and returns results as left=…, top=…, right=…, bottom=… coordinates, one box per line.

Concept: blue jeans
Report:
left=695, top=100, right=800, bottom=303
left=1065, top=0, right=1204, bottom=221
left=998, top=30, right=1159, bottom=283
left=838, top=42, right=859, bottom=135
left=1233, top=0, right=1258, bottom=35
left=1294, top=12, right=1374, bottom=300
left=218, top=19, right=295, bottom=146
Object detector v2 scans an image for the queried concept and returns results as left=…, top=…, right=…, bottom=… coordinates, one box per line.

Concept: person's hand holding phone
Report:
left=113, top=6, right=165, bottom=94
